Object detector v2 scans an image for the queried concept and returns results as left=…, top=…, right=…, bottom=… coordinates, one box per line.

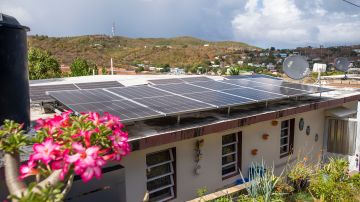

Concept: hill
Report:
left=28, top=35, right=259, bottom=69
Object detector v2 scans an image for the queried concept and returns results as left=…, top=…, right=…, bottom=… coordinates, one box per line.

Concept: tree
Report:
left=70, top=58, right=97, bottom=76
left=28, top=48, right=62, bottom=80
left=228, top=67, right=240, bottom=75
left=102, top=67, right=108, bottom=75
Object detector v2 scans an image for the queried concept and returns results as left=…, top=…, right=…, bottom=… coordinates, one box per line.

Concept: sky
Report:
left=1, top=0, right=360, bottom=48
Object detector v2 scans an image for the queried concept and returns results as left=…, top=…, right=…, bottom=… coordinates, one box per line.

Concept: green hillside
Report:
left=28, top=35, right=259, bottom=69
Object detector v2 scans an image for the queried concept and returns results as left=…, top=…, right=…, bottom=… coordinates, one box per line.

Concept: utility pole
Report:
left=111, top=58, right=114, bottom=75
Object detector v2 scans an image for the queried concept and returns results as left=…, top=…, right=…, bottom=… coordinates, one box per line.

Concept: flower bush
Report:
left=0, top=111, right=130, bottom=201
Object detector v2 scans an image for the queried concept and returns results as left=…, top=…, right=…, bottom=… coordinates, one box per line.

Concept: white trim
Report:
left=146, top=148, right=176, bottom=201
left=222, top=161, right=237, bottom=168
left=147, top=169, right=174, bottom=182
left=222, top=141, right=237, bottom=147
left=147, top=159, right=173, bottom=169
left=222, top=151, right=237, bottom=157
left=222, top=133, right=238, bottom=177
left=148, top=176, right=174, bottom=194
left=280, top=120, right=291, bottom=156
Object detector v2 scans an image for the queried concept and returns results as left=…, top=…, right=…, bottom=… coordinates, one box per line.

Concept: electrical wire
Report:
left=342, top=0, right=360, bottom=8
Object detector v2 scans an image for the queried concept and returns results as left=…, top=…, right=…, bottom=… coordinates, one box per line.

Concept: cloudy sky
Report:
left=1, top=0, right=360, bottom=48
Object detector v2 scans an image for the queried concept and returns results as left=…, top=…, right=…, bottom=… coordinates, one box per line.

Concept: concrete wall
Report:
left=121, top=107, right=331, bottom=202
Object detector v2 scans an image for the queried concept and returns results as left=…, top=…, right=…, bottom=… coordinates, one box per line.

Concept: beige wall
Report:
left=121, top=102, right=356, bottom=202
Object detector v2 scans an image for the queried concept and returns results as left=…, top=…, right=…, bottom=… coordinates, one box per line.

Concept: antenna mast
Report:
left=111, top=22, right=116, bottom=38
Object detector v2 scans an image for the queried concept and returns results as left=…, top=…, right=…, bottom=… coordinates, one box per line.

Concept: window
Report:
left=280, top=119, right=295, bottom=158
left=222, top=133, right=239, bottom=178
left=146, top=148, right=176, bottom=202
left=327, top=119, right=357, bottom=155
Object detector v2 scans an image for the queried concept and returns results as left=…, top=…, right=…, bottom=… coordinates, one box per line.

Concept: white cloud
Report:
left=232, top=0, right=360, bottom=48
left=1, top=5, right=32, bottom=24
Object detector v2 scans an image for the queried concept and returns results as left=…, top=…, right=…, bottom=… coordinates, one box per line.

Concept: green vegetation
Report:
left=28, top=35, right=258, bottom=68
left=70, top=58, right=97, bottom=76
left=28, top=48, right=62, bottom=80
left=197, top=158, right=360, bottom=202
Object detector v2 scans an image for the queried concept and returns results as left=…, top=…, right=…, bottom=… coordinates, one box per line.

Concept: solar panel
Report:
left=48, top=89, right=123, bottom=105
left=68, top=100, right=162, bottom=122
left=148, top=78, right=184, bottom=85
left=244, top=78, right=330, bottom=93
left=181, top=91, right=255, bottom=107
left=75, top=81, right=123, bottom=90
left=47, top=76, right=332, bottom=124
left=30, top=84, right=78, bottom=102
left=180, top=77, right=212, bottom=82
left=132, top=95, right=213, bottom=115
left=221, top=79, right=267, bottom=88
left=148, top=77, right=212, bottom=85
left=223, top=88, right=286, bottom=101
left=107, top=86, right=171, bottom=99
left=225, top=75, right=281, bottom=80
left=191, top=81, right=240, bottom=91
left=48, top=89, right=163, bottom=122
left=247, top=85, right=309, bottom=96
left=153, top=83, right=207, bottom=94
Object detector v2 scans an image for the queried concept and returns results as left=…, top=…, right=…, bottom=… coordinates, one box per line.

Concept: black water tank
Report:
left=0, top=13, right=30, bottom=128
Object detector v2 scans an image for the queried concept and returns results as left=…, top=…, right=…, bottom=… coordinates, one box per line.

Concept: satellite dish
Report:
left=283, top=55, right=310, bottom=80
left=334, top=57, right=350, bottom=72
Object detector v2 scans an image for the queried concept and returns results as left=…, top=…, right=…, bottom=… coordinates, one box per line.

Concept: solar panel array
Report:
left=48, top=77, right=332, bottom=123
left=30, top=81, right=124, bottom=103
left=148, top=76, right=212, bottom=85
left=225, top=74, right=282, bottom=80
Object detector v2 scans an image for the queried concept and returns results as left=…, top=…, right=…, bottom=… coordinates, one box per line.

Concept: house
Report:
left=1, top=75, right=360, bottom=202
left=266, top=63, right=275, bottom=70
left=279, top=53, right=288, bottom=58
left=170, top=68, right=185, bottom=75
left=237, top=61, right=244, bottom=65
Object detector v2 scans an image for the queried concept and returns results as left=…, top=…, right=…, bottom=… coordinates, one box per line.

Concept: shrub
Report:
left=240, top=161, right=284, bottom=202
left=309, top=158, right=355, bottom=201
left=287, top=159, right=314, bottom=191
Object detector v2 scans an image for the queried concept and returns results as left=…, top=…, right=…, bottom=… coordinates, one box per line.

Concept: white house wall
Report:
left=121, top=107, right=330, bottom=202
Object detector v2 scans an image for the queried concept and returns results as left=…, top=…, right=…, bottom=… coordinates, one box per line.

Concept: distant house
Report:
left=279, top=53, right=288, bottom=58
left=203, top=44, right=210, bottom=47
left=170, top=68, right=185, bottom=75
left=267, top=63, right=275, bottom=70
left=247, top=63, right=254, bottom=67
left=149, top=66, right=156, bottom=71
left=237, top=60, right=244, bottom=65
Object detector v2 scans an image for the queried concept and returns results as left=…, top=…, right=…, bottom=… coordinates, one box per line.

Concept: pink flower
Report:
left=31, top=138, right=61, bottom=165
left=109, top=129, right=128, bottom=149
left=88, top=112, right=101, bottom=125
left=102, top=112, right=123, bottom=129
left=71, top=130, right=94, bottom=147
left=35, top=111, right=72, bottom=134
left=19, top=161, right=38, bottom=179
left=66, top=143, right=106, bottom=182
left=51, top=149, right=70, bottom=180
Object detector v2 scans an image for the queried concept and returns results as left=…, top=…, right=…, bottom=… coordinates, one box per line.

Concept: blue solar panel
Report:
left=48, top=76, right=332, bottom=123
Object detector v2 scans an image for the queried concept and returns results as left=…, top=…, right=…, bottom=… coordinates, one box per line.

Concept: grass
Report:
left=286, top=192, right=313, bottom=202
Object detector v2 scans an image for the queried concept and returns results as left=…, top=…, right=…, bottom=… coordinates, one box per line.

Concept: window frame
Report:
left=280, top=119, right=295, bottom=158
left=222, top=132, right=242, bottom=180
left=146, top=148, right=176, bottom=202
